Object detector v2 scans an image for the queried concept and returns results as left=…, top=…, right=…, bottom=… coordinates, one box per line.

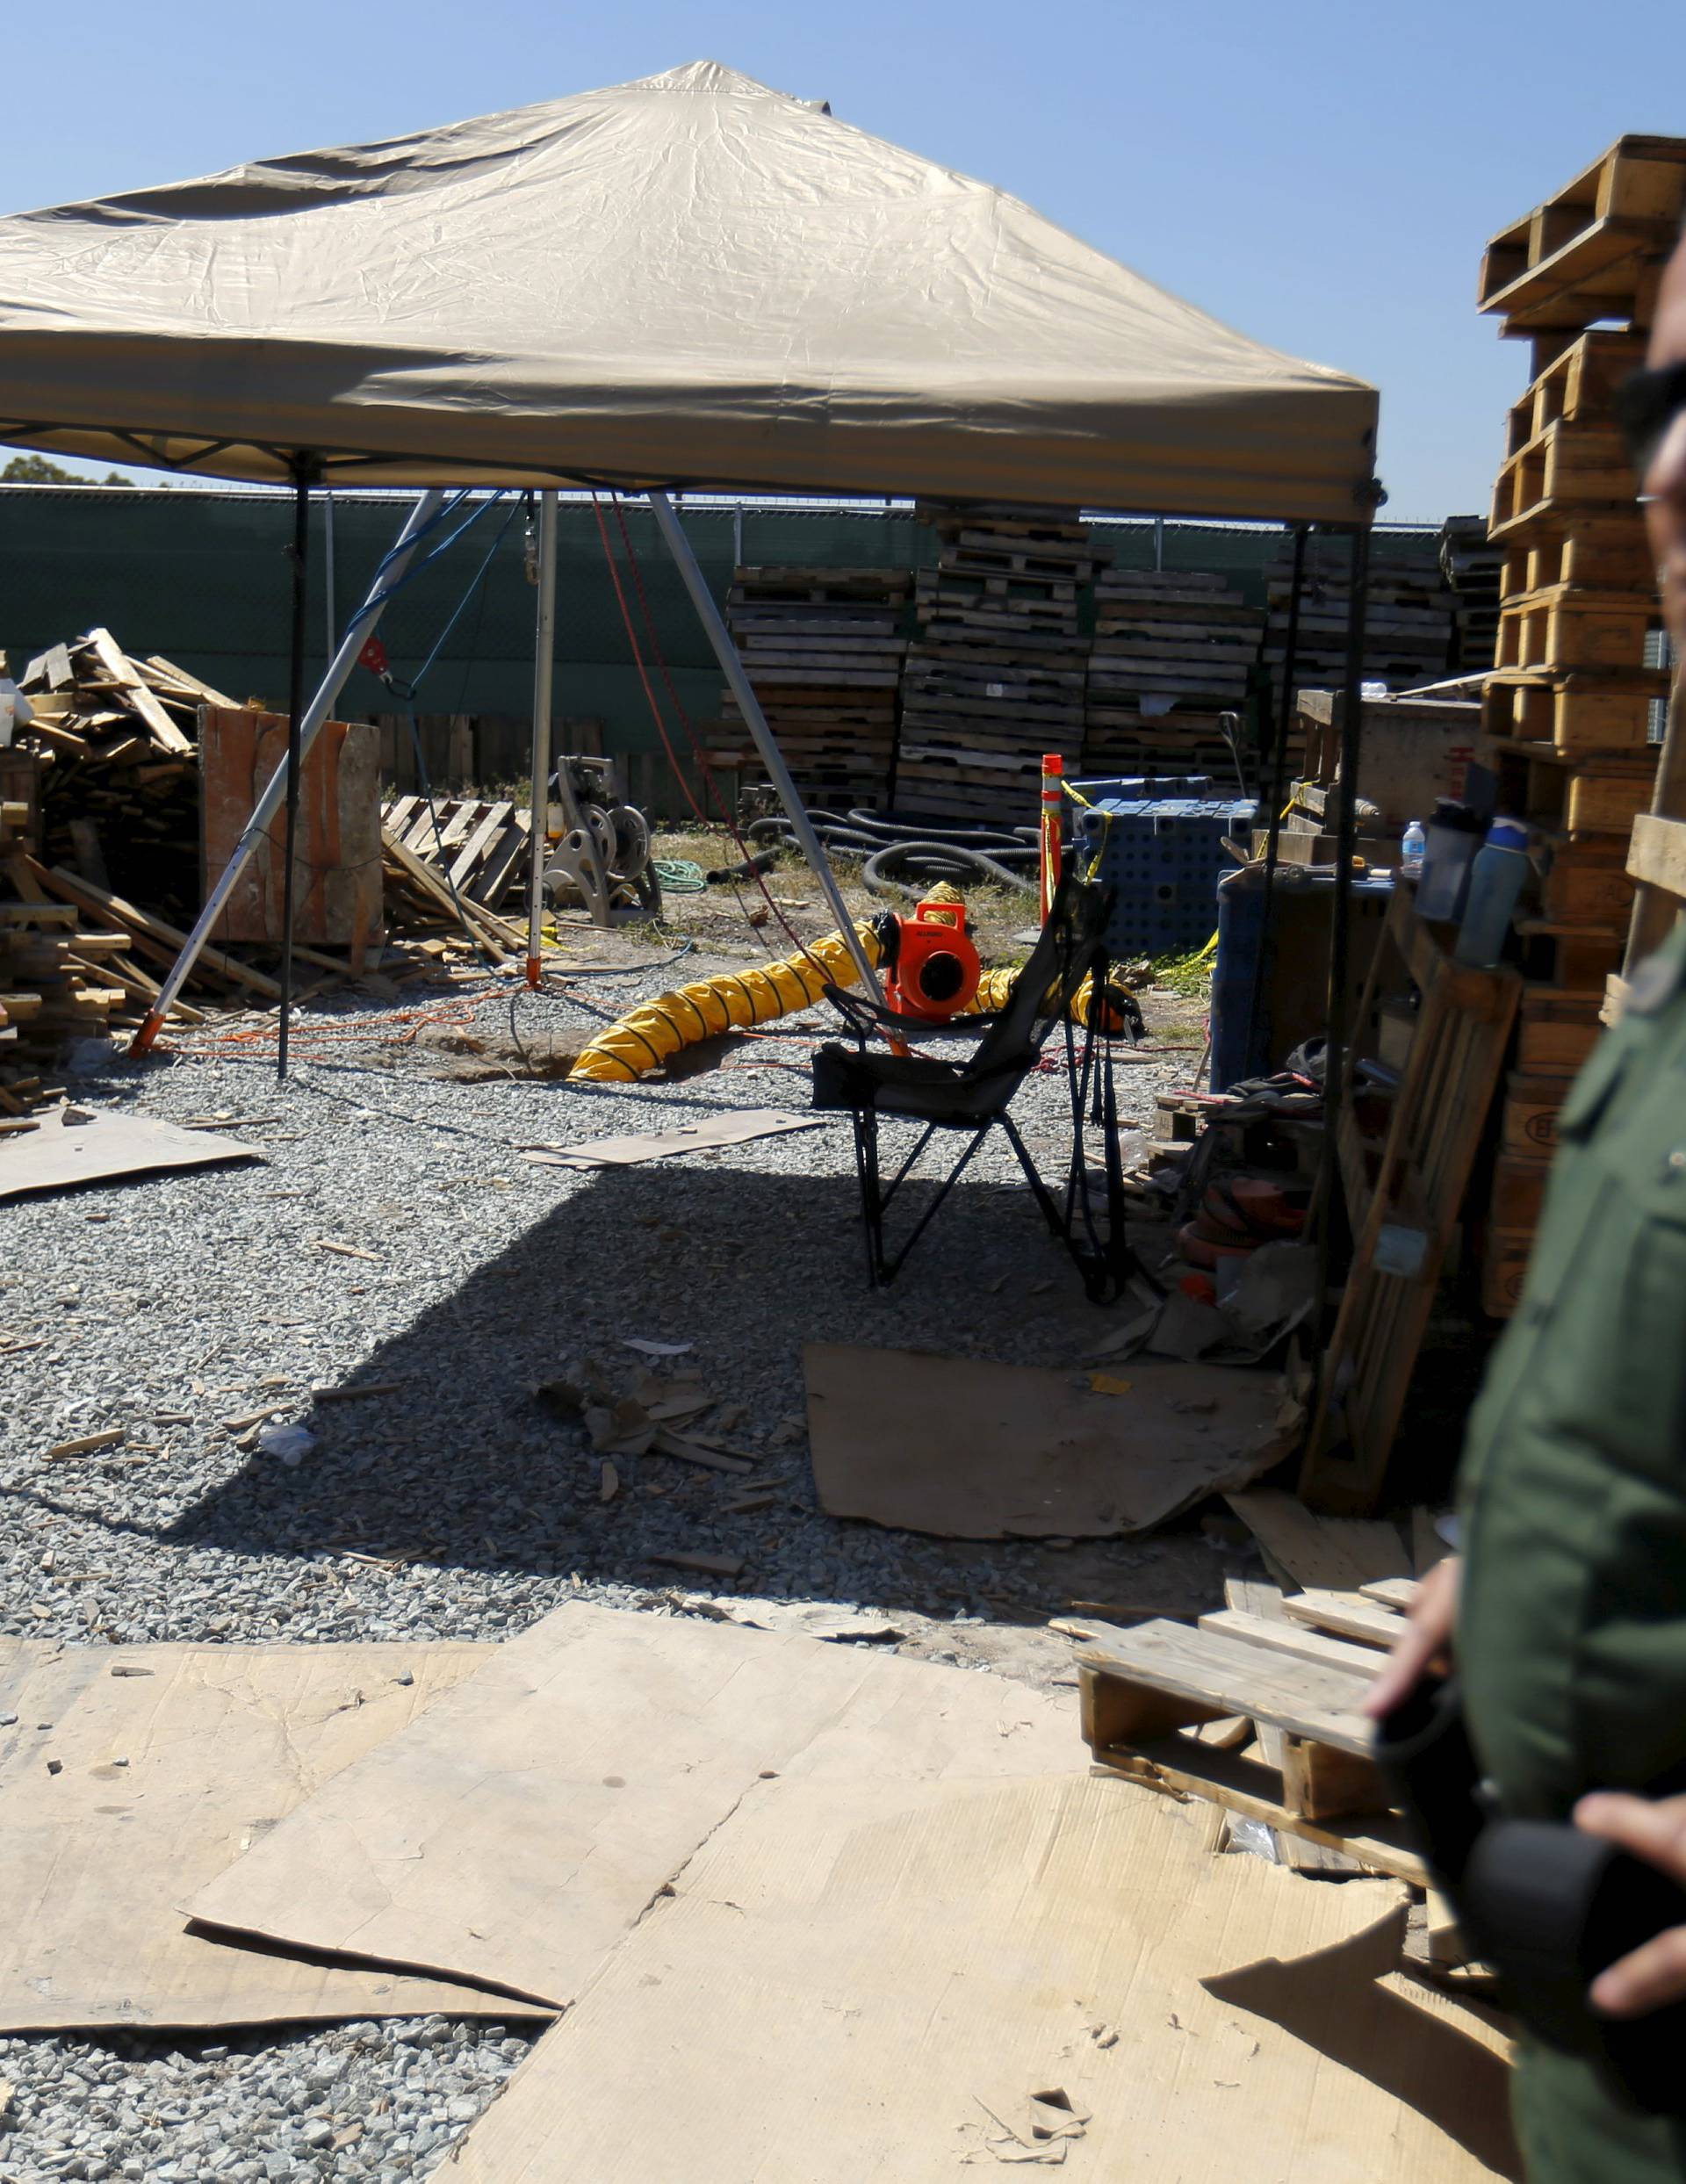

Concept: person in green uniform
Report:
left=1367, top=225, right=1686, bottom=2182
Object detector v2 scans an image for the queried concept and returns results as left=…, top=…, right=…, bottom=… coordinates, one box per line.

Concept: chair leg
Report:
left=852, top=1107, right=889, bottom=1285
left=877, top=1121, right=992, bottom=1284
left=999, top=1113, right=1066, bottom=1239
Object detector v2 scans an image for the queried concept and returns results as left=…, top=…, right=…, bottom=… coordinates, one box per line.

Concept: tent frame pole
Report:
left=277, top=456, right=316, bottom=1081
left=128, top=487, right=450, bottom=1056
left=1243, top=520, right=1310, bottom=1077
left=526, top=489, right=559, bottom=984
left=647, top=488, right=882, bottom=998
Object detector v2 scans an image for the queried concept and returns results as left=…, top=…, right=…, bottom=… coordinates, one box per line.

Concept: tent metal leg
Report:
left=525, top=490, right=558, bottom=984
left=277, top=459, right=314, bottom=1082
left=1243, top=520, right=1309, bottom=1077
left=1324, top=523, right=1371, bottom=1121
left=646, top=488, right=883, bottom=1000
left=128, top=487, right=450, bottom=1056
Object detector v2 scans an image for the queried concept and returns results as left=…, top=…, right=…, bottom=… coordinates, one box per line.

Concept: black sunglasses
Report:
left=1617, top=362, right=1686, bottom=479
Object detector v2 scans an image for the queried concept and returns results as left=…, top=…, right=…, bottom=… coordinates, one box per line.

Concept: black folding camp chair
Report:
left=811, top=870, right=1147, bottom=1299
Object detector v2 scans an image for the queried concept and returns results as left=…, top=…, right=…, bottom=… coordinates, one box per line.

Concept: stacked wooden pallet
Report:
left=16, top=631, right=232, bottom=929
left=1473, top=133, right=1686, bottom=1315
left=896, top=507, right=1104, bottom=825
left=380, top=797, right=526, bottom=955
left=1081, top=570, right=1264, bottom=779
left=710, top=567, right=910, bottom=806
left=1261, top=552, right=1454, bottom=710
left=1438, top=515, right=1502, bottom=674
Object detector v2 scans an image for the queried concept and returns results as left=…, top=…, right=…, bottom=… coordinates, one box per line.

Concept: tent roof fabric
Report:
left=0, top=62, right=1378, bottom=521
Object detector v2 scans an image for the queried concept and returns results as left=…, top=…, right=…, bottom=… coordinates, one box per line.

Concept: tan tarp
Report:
left=0, top=61, right=1376, bottom=520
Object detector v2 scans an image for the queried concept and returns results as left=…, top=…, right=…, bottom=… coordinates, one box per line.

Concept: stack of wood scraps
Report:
left=709, top=566, right=911, bottom=806
left=896, top=505, right=1105, bottom=825
left=16, top=631, right=233, bottom=927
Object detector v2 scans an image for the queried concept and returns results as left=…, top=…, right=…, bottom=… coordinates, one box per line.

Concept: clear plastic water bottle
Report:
left=1400, top=818, right=1427, bottom=878
left=1453, top=817, right=1532, bottom=968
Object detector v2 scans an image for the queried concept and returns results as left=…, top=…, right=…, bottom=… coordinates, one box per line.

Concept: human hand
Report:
left=1362, top=1554, right=1460, bottom=1719
left=1574, top=1792, right=1686, bottom=2016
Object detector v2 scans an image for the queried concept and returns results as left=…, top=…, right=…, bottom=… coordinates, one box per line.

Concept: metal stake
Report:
left=647, top=488, right=882, bottom=998
left=128, top=488, right=449, bottom=1056
left=1243, top=521, right=1309, bottom=1076
left=1322, top=524, right=1372, bottom=1175
left=277, top=459, right=314, bottom=1080
left=526, top=490, right=558, bottom=984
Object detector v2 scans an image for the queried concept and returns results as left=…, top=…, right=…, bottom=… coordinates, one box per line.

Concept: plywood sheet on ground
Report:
left=187, top=1601, right=1077, bottom=2007
left=444, top=1771, right=1518, bottom=2183
left=1225, top=1488, right=1412, bottom=1589
left=804, top=1342, right=1289, bottom=1539
left=522, top=1110, right=830, bottom=1168
left=0, top=1106, right=260, bottom=1200
left=0, top=1640, right=550, bottom=2032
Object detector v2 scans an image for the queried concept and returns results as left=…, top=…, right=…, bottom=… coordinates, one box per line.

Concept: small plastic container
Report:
left=1416, top=799, right=1486, bottom=923
left=1400, top=819, right=1427, bottom=877
left=1454, top=817, right=1532, bottom=967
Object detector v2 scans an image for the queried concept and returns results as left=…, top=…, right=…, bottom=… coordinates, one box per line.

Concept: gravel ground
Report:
left=0, top=923, right=1239, bottom=2181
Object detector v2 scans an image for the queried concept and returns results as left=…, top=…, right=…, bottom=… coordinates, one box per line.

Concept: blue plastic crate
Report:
left=1069, top=779, right=1257, bottom=956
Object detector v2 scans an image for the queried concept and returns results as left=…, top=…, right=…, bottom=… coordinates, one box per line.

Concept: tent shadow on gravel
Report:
left=160, top=1158, right=1193, bottom=1620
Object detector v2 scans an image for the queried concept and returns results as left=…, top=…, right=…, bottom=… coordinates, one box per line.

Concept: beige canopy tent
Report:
left=0, top=60, right=1380, bottom=1089
left=0, top=60, right=1376, bottom=523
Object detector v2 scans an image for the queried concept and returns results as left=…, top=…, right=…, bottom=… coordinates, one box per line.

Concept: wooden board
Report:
left=1283, top=1589, right=1409, bottom=1650
left=443, top=1770, right=1515, bottom=2182
left=1225, top=1489, right=1411, bottom=1590
left=803, top=1343, right=1290, bottom=1541
left=203, top=709, right=384, bottom=955
left=0, top=1640, right=540, bottom=2031
left=186, top=1602, right=1079, bottom=2009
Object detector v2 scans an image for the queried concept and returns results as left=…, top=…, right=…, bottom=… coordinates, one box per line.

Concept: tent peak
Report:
left=627, top=61, right=829, bottom=110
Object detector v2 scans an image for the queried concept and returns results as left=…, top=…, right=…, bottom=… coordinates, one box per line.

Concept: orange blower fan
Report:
left=875, top=896, right=982, bottom=1024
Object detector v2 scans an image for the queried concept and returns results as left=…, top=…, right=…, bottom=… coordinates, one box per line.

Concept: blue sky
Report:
left=1, top=0, right=1675, bottom=520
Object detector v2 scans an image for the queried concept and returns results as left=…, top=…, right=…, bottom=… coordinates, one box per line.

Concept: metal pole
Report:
left=648, top=488, right=883, bottom=997
left=1243, top=521, right=1309, bottom=1075
left=526, top=490, right=558, bottom=985
left=277, top=461, right=314, bottom=1081
left=321, top=486, right=337, bottom=664
left=1322, top=524, right=1371, bottom=1167
left=129, top=488, right=449, bottom=1056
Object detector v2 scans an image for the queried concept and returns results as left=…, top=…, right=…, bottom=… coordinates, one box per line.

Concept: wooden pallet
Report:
left=1301, top=887, right=1521, bottom=1510
left=1077, top=1584, right=1426, bottom=1884
left=1481, top=667, right=1667, bottom=751
left=1495, top=584, right=1662, bottom=676
left=1479, top=134, right=1686, bottom=337
left=381, top=794, right=530, bottom=909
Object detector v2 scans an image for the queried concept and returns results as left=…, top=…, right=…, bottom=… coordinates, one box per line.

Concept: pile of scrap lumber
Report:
left=1082, top=568, right=1264, bottom=781
left=16, top=631, right=234, bottom=926
left=708, top=566, right=911, bottom=805
left=897, top=505, right=1105, bottom=824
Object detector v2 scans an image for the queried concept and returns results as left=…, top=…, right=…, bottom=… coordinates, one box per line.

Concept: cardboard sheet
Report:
left=187, top=1602, right=1077, bottom=2007
left=0, top=1104, right=260, bottom=1200
left=803, top=1342, right=1290, bottom=1539
left=522, top=1109, right=828, bottom=1170
left=445, top=1771, right=1517, bottom=2182
left=0, top=1639, right=550, bottom=2032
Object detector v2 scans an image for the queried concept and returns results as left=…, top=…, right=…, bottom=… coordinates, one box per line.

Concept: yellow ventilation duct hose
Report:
left=568, top=922, right=885, bottom=1084
left=962, top=965, right=1135, bottom=1033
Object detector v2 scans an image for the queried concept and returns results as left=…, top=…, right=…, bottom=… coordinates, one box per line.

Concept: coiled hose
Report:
left=746, top=808, right=1040, bottom=901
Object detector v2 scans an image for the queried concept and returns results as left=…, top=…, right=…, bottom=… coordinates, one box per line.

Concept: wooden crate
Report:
left=1481, top=1228, right=1537, bottom=1318
left=1503, top=329, right=1649, bottom=453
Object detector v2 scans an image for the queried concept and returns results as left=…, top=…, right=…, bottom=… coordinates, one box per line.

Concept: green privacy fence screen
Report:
left=0, top=486, right=1447, bottom=816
